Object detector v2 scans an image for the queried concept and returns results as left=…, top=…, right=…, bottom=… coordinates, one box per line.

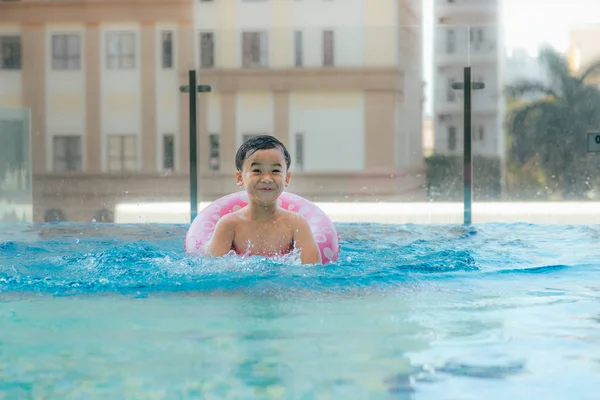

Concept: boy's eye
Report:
left=252, top=169, right=261, bottom=173
left=272, top=169, right=280, bottom=173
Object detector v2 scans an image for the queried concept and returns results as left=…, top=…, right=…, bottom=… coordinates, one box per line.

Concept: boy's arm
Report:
left=293, top=216, right=322, bottom=265
left=206, top=217, right=235, bottom=257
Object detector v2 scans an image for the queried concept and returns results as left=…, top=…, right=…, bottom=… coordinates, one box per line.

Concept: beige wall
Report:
left=364, top=91, right=396, bottom=170
left=21, top=24, right=46, bottom=176
left=0, top=1, right=192, bottom=25
left=141, top=23, right=157, bottom=172
left=33, top=172, right=426, bottom=222
left=569, top=27, right=600, bottom=74
left=201, top=67, right=406, bottom=173
left=1, top=0, right=195, bottom=221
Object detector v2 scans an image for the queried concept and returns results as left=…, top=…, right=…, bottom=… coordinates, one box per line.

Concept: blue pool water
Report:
left=1, top=222, right=599, bottom=399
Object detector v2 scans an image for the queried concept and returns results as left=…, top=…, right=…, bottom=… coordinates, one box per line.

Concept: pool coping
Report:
left=114, top=202, right=600, bottom=224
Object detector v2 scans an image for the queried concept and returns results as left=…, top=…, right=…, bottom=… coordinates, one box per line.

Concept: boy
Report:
left=207, top=135, right=322, bottom=264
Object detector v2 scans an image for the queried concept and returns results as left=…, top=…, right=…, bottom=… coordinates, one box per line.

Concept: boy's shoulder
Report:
left=216, top=211, right=243, bottom=227
left=277, top=208, right=309, bottom=225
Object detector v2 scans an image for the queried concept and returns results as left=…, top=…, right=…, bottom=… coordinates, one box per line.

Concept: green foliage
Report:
left=425, top=155, right=501, bottom=201
left=506, top=47, right=600, bottom=199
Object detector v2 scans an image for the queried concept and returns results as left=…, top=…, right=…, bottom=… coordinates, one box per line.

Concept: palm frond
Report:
left=508, top=100, right=558, bottom=134
left=538, top=47, right=572, bottom=88
left=505, top=81, right=558, bottom=99
left=579, top=61, right=600, bottom=84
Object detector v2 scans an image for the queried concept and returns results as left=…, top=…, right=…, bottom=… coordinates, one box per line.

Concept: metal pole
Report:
left=189, top=70, right=198, bottom=222
left=463, top=67, right=472, bottom=225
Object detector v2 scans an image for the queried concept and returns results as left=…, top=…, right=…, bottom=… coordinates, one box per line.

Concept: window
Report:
left=323, top=30, right=334, bottom=67
left=242, top=32, right=268, bottom=68
left=470, top=27, right=484, bottom=50
left=208, top=134, right=220, bottom=171
left=53, top=135, right=82, bottom=172
left=0, top=120, right=25, bottom=176
left=163, top=134, right=175, bottom=170
left=200, top=32, right=215, bottom=68
left=0, top=36, right=21, bottom=70
left=470, top=28, right=484, bottom=42
left=294, top=31, right=303, bottom=67
left=52, top=34, right=80, bottom=70
left=447, top=77, right=456, bottom=102
left=107, top=134, right=137, bottom=172
left=295, top=133, right=304, bottom=171
left=448, top=126, right=457, bottom=151
left=478, top=126, right=485, bottom=142
left=446, top=29, right=455, bottom=54
left=161, top=31, right=174, bottom=69
left=106, top=32, right=136, bottom=70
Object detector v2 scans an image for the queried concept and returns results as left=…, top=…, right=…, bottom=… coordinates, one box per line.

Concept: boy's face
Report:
left=235, top=148, right=291, bottom=205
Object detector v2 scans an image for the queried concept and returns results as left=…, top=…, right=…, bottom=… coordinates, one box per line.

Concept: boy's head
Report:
left=235, top=135, right=291, bottom=172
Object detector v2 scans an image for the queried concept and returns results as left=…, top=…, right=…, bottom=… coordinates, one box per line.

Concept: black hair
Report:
left=235, top=135, right=291, bottom=171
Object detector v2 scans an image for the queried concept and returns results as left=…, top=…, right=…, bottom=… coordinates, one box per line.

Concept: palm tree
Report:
left=506, top=47, right=600, bottom=199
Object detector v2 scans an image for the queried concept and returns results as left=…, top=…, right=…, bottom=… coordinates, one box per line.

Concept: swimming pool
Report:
left=1, top=222, right=599, bottom=399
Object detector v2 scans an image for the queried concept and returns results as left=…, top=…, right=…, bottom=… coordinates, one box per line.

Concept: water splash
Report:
left=0, top=222, right=598, bottom=296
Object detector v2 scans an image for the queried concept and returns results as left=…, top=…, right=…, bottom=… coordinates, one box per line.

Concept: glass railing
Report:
left=0, top=5, right=598, bottom=226
left=0, top=107, right=31, bottom=223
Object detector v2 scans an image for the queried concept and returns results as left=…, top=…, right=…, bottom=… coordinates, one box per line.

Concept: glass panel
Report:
left=426, top=24, right=469, bottom=204
left=0, top=107, right=31, bottom=223
left=162, top=134, right=175, bottom=170
left=208, top=133, right=220, bottom=171
left=294, top=132, right=305, bottom=171
left=294, top=30, right=303, bottom=67
left=53, top=135, right=82, bottom=172
left=323, top=30, right=335, bottom=67
left=108, top=135, right=120, bottom=157
left=495, top=3, right=600, bottom=223
left=199, top=32, right=214, bottom=68
left=123, top=157, right=137, bottom=172
left=123, top=135, right=136, bottom=156
left=0, top=35, right=21, bottom=70
left=242, top=31, right=268, bottom=68
left=161, top=31, right=173, bottom=69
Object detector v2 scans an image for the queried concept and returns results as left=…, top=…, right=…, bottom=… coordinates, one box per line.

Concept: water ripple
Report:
left=0, top=222, right=598, bottom=296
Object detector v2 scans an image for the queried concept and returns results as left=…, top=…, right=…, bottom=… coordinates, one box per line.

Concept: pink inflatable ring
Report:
left=184, top=191, right=340, bottom=264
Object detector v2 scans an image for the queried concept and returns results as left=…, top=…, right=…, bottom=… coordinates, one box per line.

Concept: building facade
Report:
left=569, top=26, right=600, bottom=80
left=0, top=0, right=425, bottom=223
left=505, top=48, right=550, bottom=86
left=432, top=0, right=504, bottom=158
left=193, top=0, right=424, bottom=175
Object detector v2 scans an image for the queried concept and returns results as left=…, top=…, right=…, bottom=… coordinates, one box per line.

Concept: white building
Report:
left=505, top=48, right=550, bottom=85
left=0, top=0, right=195, bottom=222
left=433, top=0, right=504, bottom=158
left=569, top=26, right=600, bottom=81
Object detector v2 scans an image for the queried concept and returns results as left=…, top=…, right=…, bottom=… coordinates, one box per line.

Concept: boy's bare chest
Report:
left=233, top=223, right=294, bottom=255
